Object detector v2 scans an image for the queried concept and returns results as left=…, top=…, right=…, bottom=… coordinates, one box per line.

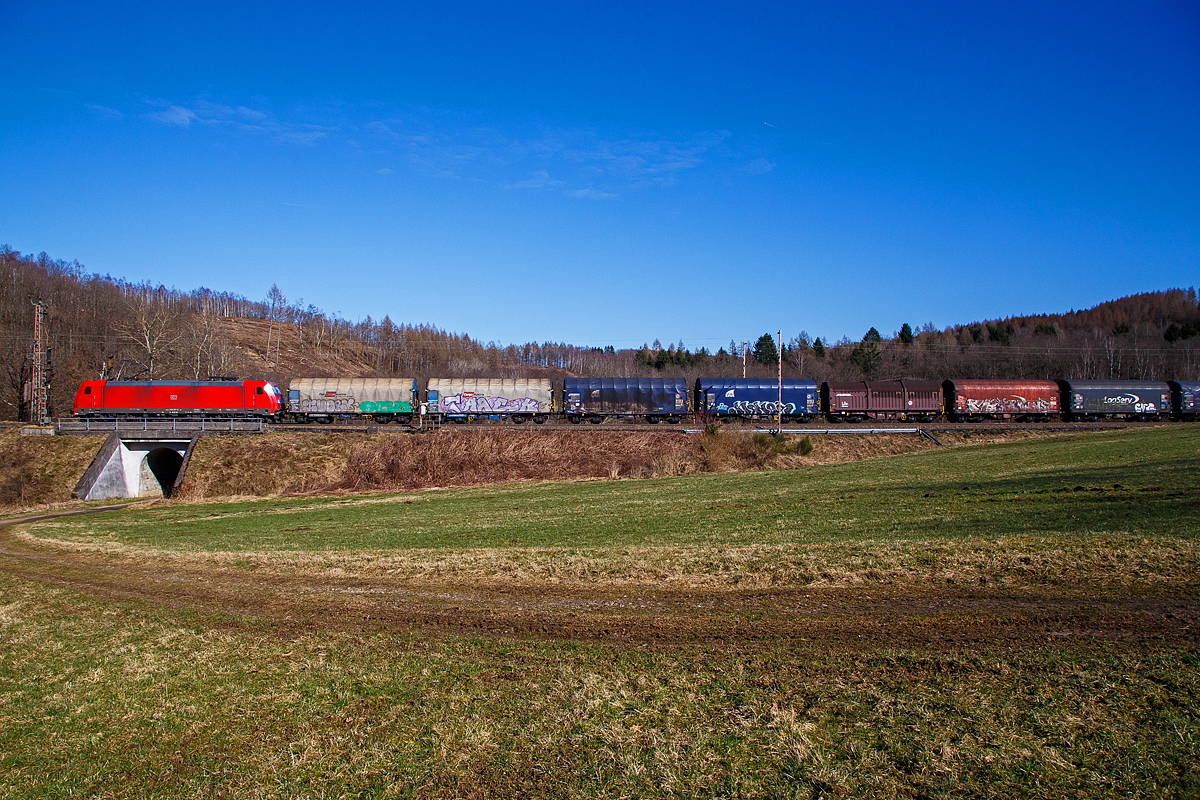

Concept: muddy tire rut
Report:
left=1, top=511, right=1196, bottom=652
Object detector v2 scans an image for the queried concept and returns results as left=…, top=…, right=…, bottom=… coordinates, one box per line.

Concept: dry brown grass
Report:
left=0, top=428, right=107, bottom=511
left=177, top=432, right=369, bottom=500
left=5, top=424, right=1070, bottom=511
left=336, top=429, right=697, bottom=491
left=177, top=426, right=1064, bottom=500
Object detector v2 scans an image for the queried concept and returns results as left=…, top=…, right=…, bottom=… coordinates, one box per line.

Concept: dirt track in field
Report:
left=1, top=516, right=1196, bottom=652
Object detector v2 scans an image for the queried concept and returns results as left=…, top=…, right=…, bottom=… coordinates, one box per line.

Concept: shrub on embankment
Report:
left=2, top=426, right=1057, bottom=508
left=335, top=430, right=696, bottom=491
left=181, top=427, right=1049, bottom=500
left=0, top=428, right=106, bottom=510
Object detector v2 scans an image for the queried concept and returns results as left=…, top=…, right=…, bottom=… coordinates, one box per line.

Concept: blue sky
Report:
left=2, top=2, right=1197, bottom=351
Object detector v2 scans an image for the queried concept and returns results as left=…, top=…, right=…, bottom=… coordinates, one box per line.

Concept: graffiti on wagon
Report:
left=296, top=397, right=357, bottom=413
left=724, top=400, right=796, bottom=416
left=962, top=396, right=1055, bottom=414
left=441, top=393, right=542, bottom=414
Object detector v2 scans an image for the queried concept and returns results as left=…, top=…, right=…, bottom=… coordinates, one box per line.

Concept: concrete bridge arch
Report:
left=73, top=434, right=197, bottom=500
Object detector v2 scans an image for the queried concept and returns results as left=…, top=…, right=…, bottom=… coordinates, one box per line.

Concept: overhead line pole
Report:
left=30, top=299, right=48, bottom=425
left=777, top=329, right=783, bottom=433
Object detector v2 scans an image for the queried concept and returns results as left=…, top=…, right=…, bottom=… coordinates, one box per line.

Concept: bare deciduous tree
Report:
left=117, top=296, right=184, bottom=379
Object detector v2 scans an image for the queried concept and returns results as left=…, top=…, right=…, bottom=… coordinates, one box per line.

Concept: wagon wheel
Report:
left=569, top=416, right=582, bottom=425
left=588, top=415, right=604, bottom=425
left=511, top=414, right=526, bottom=424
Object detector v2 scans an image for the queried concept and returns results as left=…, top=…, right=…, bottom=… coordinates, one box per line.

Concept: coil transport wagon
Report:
left=562, top=377, right=690, bottom=424
left=943, top=379, right=1061, bottom=422
left=696, top=378, right=818, bottom=423
left=284, top=378, right=419, bottom=424
left=72, top=380, right=283, bottom=418
left=1058, top=380, right=1172, bottom=421
left=427, top=378, right=553, bottom=424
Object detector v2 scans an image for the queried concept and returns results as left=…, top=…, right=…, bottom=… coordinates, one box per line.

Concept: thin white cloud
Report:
left=279, top=129, right=328, bottom=146
left=365, top=120, right=398, bottom=138
left=569, top=188, right=618, bottom=200
left=150, top=106, right=198, bottom=127
left=517, top=129, right=730, bottom=189
left=144, top=97, right=337, bottom=144
left=85, top=103, right=123, bottom=121
left=145, top=98, right=754, bottom=195
left=512, top=171, right=565, bottom=190
left=747, top=158, right=775, bottom=175
left=233, top=105, right=266, bottom=121
left=376, top=168, right=393, bottom=175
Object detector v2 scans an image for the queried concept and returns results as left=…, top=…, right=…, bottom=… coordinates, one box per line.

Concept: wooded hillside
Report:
left=2, top=245, right=1197, bottom=420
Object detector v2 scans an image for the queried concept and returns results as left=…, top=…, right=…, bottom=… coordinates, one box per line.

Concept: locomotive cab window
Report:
left=256, top=387, right=264, bottom=395
left=84, top=386, right=92, bottom=394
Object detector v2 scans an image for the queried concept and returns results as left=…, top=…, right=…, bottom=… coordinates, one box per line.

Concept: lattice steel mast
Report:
left=30, top=299, right=49, bottom=425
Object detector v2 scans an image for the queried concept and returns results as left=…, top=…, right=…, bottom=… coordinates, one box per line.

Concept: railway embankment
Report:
left=0, top=424, right=1081, bottom=512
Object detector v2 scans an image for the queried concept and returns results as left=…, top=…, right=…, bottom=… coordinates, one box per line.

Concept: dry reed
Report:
left=336, top=430, right=697, bottom=491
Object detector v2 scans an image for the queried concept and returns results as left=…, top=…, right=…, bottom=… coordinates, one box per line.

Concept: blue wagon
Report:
left=1169, top=381, right=1200, bottom=421
left=1058, top=379, right=1171, bottom=421
left=563, top=378, right=691, bottom=424
left=696, top=378, right=819, bottom=423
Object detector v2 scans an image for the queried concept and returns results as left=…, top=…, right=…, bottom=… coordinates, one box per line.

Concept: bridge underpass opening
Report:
left=145, top=447, right=185, bottom=498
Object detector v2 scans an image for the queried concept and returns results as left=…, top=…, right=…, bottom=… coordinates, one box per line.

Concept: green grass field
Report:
left=1, top=425, right=1197, bottom=798
left=27, top=425, right=1200, bottom=591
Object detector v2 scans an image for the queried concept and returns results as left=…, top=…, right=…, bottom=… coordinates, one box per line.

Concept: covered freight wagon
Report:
left=1058, top=379, right=1171, bottom=421
left=428, top=378, right=553, bottom=423
left=696, top=378, right=818, bottom=423
left=823, top=382, right=868, bottom=421
left=822, top=380, right=942, bottom=422
left=72, top=379, right=282, bottom=418
left=943, top=379, right=1060, bottom=421
left=286, top=378, right=418, bottom=424
left=1170, top=381, right=1200, bottom=420
left=563, top=378, right=690, bottom=423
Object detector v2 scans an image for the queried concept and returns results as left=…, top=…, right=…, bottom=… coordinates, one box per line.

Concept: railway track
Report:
left=54, top=416, right=1152, bottom=436
left=265, top=419, right=1140, bottom=435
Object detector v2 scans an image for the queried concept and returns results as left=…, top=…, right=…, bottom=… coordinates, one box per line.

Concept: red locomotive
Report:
left=72, top=380, right=283, bottom=418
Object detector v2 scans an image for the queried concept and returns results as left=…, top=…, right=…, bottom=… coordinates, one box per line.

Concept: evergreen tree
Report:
left=899, top=323, right=913, bottom=345
left=752, top=333, right=779, bottom=365
left=812, top=338, right=826, bottom=358
left=850, top=340, right=882, bottom=376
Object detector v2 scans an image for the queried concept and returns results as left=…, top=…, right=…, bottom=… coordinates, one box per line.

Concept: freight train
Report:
left=71, top=376, right=1200, bottom=424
